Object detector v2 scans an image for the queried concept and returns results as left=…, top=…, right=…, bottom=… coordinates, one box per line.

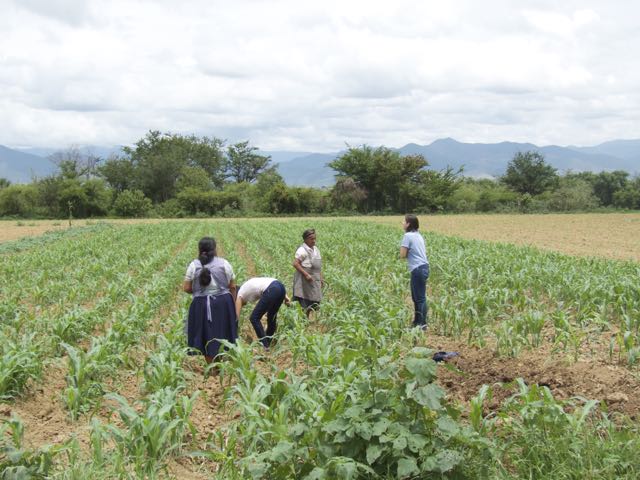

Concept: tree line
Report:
left=448, top=151, right=640, bottom=213
left=1, top=132, right=639, bottom=218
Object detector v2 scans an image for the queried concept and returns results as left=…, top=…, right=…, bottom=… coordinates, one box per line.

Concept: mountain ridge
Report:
left=1, top=139, right=638, bottom=187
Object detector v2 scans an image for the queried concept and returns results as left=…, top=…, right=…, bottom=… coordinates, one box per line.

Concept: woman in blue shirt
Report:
left=399, top=214, right=430, bottom=329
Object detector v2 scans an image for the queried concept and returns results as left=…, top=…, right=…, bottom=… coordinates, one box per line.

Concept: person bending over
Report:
left=236, top=277, right=290, bottom=349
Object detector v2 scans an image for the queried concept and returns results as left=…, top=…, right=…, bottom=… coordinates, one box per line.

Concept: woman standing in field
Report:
left=400, top=214, right=430, bottom=330
left=183, top=236, right=237, bottom=364
left=292, top=228, right=323, bottom=317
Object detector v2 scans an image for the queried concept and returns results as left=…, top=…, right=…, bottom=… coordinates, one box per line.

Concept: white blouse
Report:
left=295, top=244, right=321, bottom=269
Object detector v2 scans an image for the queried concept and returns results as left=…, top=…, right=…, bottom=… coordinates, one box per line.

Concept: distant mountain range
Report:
left=0, top=145, right=124, bottom=183
left=0, top=146, right=58, bottom=183
left=268, top=138, right=640, bottom=187
left=2, top=139, right=639, bottom=187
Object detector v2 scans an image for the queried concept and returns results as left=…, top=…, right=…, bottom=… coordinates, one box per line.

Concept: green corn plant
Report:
left=608, top=333, right=617, bottom=363
left=0, top=414, right=69, bottom=478
left=62, top=342, right=109, bottom=420
left=47, top=307, right=91, bottom=349
left=522, top=310, right=546, bottom=347
left=101, top=388, right=198, bottom=478
left=495, top=321, right=522, bottom=357
left=564, top=322, right=586, bottom=362
left=623, top=330, right=635, bottom=353
left=0, top=331, right=42, bottom=400
left=469, top=384, right=493, bottom=434
left=627, top=347, right=640, bottom=366
left=141, top=336, right=187, bottom=394
left=493, top=378, right=640, bottom=479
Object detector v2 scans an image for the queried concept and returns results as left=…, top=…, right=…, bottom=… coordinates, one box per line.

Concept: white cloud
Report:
left=523, top=9, right=599, bottom=37
left=0, top=0, right=639, bottom=150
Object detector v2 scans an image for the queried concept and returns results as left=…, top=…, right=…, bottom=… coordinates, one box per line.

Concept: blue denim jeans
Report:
left=410, top=264, right=429, bottom=327
left=250, top=280, right=286, bottom=348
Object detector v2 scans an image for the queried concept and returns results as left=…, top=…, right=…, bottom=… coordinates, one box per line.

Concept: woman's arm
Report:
left=399, top=246, right=408, bottom=259
left=293, top=258, right=313, bottom=282
left=235, top=295, right=245, bottom=320
left=228, top=279, right=237, bottom=301
left=183, top=280, right=193, bottom=293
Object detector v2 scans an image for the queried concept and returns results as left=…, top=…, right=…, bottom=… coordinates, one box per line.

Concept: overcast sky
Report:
left=1, top=0, right=638, bottom=151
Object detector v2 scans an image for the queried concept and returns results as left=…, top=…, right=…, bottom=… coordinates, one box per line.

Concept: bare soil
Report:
left=0, top=220, right=69, bottom=243
left=428, top=334, right=640, bottom=419
left=369, top=213, right=640, bottom=262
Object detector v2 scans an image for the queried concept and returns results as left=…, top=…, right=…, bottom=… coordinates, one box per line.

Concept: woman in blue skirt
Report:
left=183, top=237, right=237, bottom=364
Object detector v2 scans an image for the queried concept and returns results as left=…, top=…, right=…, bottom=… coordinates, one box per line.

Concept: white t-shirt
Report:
left=184, top=258, right=235, bottom=295
left=400, top=231, right=429, bottom=272
left=237, top=277, right=277, bottom=303
left=295, top=244, right=321, bottom=268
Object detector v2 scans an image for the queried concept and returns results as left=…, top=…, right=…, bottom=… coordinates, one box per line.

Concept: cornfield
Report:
left=1, top=218, right=639, bottom=479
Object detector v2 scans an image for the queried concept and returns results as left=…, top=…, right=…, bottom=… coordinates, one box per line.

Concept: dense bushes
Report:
left=445, top=172, right=637, bottom=214
left=2, top=140, right=639, bottom=219
left=113, top=190, right=152, bottom=217
left=0, top=185, right=39, bottom=217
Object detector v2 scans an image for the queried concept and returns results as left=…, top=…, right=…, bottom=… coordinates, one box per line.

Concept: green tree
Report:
left=612, top=177, right=640, bottom=209
left=254, top=170, right=287, bottom=212
left=330, top=146, right=460, bottom=212
left=57, top=179, right=88, bottom=218
left=48, top=146, right=101, bottom=180
left=0, top=178, right=10, bottom=189
left=98, top=157, right=136, bottom=193
left=548, top=177, right=599, bottom=211
left=33, top=151, right=111, bottom=218
left=220, top=181, right=254, bottom=212
left=176, top=188, right=241, bottom=216
left=592, top=170, right=628, bottom=206
left=502, top=151, right=558, bottom=195
left=123, top=131, right=225, bottom=203
left=81, top=179, right=112, bottom=217
left=264, top=183, right=298, bottom=214
left=113, top=190, right=152, bottom=217
left=225, top=141, right=272, bottom=183
left=330, top=177, right=367, bottom=212
left=176, top=166, right=213, bottom=192
left=475, top=181, right=519, bottom=212
left=45, top=178, right=111, bottom=218
left=411, top=167, right=463, bottom=212
left=290, top=187, right=329, bottom=214
left=330, top=146, right=403, bottom=211
left=444, top=177, right=504, bottom=212
left=0, top=184, right=39, bottom=217
left=35, top=176, right=65, bottom=217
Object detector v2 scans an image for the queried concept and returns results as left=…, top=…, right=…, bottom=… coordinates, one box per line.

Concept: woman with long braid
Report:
left=183, top=237, right=237, bottom=364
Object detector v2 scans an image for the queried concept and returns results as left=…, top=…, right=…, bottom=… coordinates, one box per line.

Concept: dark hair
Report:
left=405, top=214, right=419, bottom=232
left=198, top=237, right=217, bottom=286
left=302, top=228, right=315, bottom=240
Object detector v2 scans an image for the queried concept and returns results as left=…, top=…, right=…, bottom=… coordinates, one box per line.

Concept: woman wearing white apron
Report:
left=292, top=229, right=323, bottom=317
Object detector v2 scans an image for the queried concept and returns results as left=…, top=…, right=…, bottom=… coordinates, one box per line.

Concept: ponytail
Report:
left=197, top=237, right=217, bottom=287
left=404, top=214, right=419, bottom=232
